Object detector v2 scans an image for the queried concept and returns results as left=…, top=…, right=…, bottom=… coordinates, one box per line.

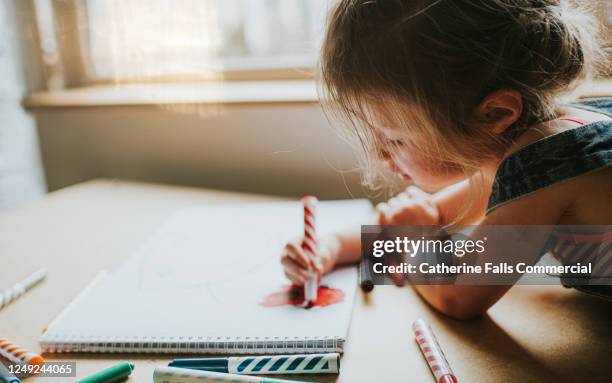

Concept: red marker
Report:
left=412, top=319, right=458, bottom=383
left=301, top=196, right=319, bottom=307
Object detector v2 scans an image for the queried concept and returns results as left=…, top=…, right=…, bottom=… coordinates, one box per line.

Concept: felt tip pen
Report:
left=301, top=196, right=319, bottom=306
left=154, top=366, right=314, bottom=383
left=359, top=256, right=374, bottom=292
left=0, top=338, right=45, bottom=365
left=0, top=363, right=21, bottom=383
left=169, top=353, right=340, bottom=374
left=413, top=319, right=458, bottom=383
left=77, top=362, right=134, bottom=383
left=0, top=269, right=46, bottom=311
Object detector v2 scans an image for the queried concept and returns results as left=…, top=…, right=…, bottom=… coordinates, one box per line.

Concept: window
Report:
left=35, top=0, right=330, bottom=87
left=32, top=0, right=611, bottom=90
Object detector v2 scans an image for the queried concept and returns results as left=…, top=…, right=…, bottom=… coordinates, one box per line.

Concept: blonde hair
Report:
left=320, top=0, right=607, bottom=195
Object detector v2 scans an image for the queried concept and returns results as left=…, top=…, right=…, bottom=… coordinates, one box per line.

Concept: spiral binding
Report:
left=39, top=335, right=344, bottom=354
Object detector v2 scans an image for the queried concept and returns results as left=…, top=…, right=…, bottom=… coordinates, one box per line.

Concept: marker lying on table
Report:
left=0, top=269, right=46, bottom=311
left=154, top=366, right=313, bottom=383
left=0, top=362, right=21, bottom=383
left=0, top=338, right=45, bottom=365
left=359, top=256, right=374, bottom=292
left=169, top=353, right=339, bottom=374
left=412, top=319, right=458, bottom=383
left=77, top=362, right=134, bottom=383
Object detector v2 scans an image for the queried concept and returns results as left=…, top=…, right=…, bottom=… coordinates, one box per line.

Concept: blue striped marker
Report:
left=168, top=353, right=340, bottom=374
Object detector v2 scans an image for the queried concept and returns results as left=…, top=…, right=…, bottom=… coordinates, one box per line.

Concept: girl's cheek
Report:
left=393, top=153, right=463, bottom=191
left=392, top=151, right=427, bottom=176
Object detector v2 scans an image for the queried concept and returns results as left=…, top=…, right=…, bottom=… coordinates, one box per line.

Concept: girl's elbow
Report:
left=435, top=295, right=488, bottom=320
left=416, top=285, right=502, bottom=320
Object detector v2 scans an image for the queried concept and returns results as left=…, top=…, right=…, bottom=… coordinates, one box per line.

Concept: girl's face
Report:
left=376, top=125, right=465, bottom=192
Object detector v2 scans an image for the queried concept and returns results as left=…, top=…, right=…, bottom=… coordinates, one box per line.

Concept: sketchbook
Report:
left=40, top=199, right=372, bottom=354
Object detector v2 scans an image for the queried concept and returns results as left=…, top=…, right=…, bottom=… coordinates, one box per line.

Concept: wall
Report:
left=31, top=102, right=374, bottom=200
left=0, top=0, right=45, bottom=209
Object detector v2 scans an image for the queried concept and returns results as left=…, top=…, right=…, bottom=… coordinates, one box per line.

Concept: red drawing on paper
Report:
left=260, top=285, right=344, bottom=309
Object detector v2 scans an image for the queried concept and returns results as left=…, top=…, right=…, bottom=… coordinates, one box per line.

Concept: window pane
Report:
left=84, top=0, right=329, bottom=80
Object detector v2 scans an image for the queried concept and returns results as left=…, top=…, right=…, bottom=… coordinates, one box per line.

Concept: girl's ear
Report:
left=476, top=90, right=523, bottom=134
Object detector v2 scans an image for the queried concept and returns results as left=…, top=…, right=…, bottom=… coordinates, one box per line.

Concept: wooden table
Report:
left=1, top=180, right=610, bottom=382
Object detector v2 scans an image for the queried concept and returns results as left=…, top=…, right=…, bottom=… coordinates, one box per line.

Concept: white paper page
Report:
left=43, top=200, right=372, bottom=343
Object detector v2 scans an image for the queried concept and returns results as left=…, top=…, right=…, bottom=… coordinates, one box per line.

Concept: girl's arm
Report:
left=432, top=178, right=490, bottom=225
left=283, top=179, right=492, bottom=285
left=378, top=175, right=494, bottom=228
left=323, top=229, right=362, bottom=267
left=327, top=177, right=488, bottom=268
left=413, top=178, right=571, bottom=319
left=281, top=216, right=374, bottom=285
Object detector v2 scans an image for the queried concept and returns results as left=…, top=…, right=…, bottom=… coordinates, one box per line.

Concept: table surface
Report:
left=1, top=179, right=610, bottom=383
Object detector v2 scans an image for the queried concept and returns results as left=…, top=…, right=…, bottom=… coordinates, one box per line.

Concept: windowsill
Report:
left=23, top=79, right=611, bottom=109
left=23, top=80, right=319, bottom=109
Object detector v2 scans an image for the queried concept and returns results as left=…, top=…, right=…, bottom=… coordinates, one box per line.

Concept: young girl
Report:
left=281, top=0, right=612, bottom=319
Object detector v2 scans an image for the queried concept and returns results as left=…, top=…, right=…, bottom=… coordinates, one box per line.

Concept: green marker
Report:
left=78, top=362, right=134, bottom=383
left=0, top=363, right=21, bottom=383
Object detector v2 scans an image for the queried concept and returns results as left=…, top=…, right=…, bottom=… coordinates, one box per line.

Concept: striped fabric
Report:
left=546, top=229, right=612, bottom=300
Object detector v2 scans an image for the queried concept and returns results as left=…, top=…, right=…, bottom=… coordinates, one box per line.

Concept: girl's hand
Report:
left=376, top=186, right=441, bottom=225
left=281, top=235, right=340, bottom=286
